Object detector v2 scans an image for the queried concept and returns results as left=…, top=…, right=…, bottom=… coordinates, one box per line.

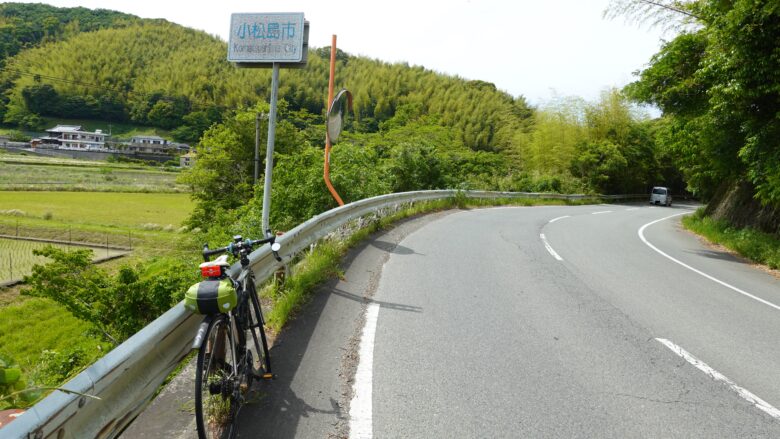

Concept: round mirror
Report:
left=326, top=89, right=352, bottom=144
left=271, top=242, right=281, bottom=252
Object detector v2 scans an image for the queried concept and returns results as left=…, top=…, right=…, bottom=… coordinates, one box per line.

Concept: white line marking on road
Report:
left=349, top=302, right=380, bottom=439
left=656, top=338, right=780, bottom=420
left=548, top=215, right=570, bottom=223
left=638, top=213, right=780, bottom=312
left=592, top=210, right=612, bottom=215
left=626, top=208, right=639, bottom=211
left=540, top=233, right=563, bottom=261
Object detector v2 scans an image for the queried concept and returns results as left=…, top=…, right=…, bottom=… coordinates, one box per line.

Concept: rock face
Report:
left=705, top=180, right=780, bottom=235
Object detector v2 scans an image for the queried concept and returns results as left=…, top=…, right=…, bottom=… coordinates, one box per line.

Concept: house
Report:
left=122, top=135, right=189, bottom=155
left=41, top=125, right=108, bottom=150
left=180, top=151, right=196, bottom=168
left=125, top=135, right=168, bottom=154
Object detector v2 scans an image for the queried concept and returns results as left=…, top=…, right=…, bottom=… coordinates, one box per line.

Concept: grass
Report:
left=0, top=297, right=110, bottom=384
left=682, top=209, right=780, bottom=269
left=0, top=152, right=164, bottom=169
left=0, top=155, right=185, bottom=193
left=0, top=192, right=193, bottom=229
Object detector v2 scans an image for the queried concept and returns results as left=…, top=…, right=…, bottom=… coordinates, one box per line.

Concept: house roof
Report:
left=46, top=125, right=82, bottom=133
left=131, top=135, right=165, bottom=141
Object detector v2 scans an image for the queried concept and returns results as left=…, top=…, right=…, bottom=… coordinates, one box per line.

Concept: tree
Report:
left=571, top=140, right=628, bottom=193
left=23, top=246, right=194, bottom=344
left=178, top=102, right=309, bottom=230
left=21, top=84, right=60, bottom=115
left=624, top=0, right=780, bottom=202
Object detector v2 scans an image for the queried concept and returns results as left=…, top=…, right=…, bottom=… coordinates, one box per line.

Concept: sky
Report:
left=17, top=0, right=670, bottom=106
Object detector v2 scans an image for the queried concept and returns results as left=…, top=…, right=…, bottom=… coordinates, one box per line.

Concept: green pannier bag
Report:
left=184, top=279, right=238, bottom=314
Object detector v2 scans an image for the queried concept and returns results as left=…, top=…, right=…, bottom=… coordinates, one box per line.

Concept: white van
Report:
left=650, top=186, right=672, bottom=206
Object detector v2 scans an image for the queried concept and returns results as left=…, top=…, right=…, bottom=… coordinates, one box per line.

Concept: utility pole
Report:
left=255, top=112, right=262, bottom=185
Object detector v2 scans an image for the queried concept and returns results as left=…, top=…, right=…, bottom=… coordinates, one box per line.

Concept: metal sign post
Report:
left=228, top=12, right=309, bottom=233
left=262, top=64, right=280, bottom=233
left=228, top=12, right=308, bottom=234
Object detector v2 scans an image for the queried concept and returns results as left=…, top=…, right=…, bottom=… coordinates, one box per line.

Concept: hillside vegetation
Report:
left=622, top=0, right=780, bottom=232
left=0, top=2, right=140, bottom=64
left=0, top=19, right=531, bottom=153
left=0, top=4, right=692, bottom=249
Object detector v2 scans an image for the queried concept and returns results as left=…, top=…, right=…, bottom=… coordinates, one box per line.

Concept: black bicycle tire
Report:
left=195, top=314, right=237, bottom=439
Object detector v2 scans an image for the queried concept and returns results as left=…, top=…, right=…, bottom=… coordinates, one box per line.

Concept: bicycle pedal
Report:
left=262, top=373, right=276, bottom=380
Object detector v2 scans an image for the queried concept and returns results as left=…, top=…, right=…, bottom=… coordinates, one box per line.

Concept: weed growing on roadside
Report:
left=682, top=209, right=780, bottom=269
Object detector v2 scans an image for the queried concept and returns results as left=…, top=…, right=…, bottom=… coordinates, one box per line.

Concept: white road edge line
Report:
left=349, top=302, right=380, bottom=439
left=656, top=338, right=780, bottom=420
left=638, top=213, right=780, bottom=312
left=540, top=233, right=563, bottom=261
left=626, top=208, right=639, bottom=211
left=548, top=215, right=570, bottom=223
left=592, top=210, right=612, bottom=215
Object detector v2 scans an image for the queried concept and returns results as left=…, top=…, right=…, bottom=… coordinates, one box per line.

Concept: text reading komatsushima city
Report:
left=234, top=21, right=298, bottom=40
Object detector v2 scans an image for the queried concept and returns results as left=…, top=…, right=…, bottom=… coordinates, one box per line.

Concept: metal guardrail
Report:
left=1, top=190, right=641, bottom=438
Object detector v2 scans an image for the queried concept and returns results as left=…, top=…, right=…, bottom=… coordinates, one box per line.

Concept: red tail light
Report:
left=201, top=265, right=223, bottom=278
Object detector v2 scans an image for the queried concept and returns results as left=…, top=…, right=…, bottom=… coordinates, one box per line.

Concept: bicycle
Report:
left=186, top=232, right=281, bottom=439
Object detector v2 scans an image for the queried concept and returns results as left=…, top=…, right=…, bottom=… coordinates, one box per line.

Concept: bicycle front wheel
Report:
left=246, top=279, right=271, bottom=377
left=195, top=314, right=238, bottom=439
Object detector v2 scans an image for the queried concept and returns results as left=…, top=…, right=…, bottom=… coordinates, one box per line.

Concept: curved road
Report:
left=127, top=203, right=780, bottom=438
left=360, top=203, right=780, bottom=437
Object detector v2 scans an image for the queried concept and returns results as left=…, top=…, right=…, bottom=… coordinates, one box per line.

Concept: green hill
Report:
left=0, top=3, right=140, bottom=63
left=0, top=16, right=531, bottom=151
left=0, top=3, right=674, bottom=208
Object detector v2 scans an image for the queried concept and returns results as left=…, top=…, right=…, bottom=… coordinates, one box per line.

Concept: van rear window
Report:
left=652, top=188, right=666, bottom=195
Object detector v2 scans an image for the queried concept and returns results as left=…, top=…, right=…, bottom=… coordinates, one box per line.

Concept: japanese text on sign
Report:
left=228, top=13, right=304, bottom=63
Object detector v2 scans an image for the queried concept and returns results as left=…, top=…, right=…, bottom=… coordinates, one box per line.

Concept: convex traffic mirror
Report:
left=326, top=89, right=352, bottom=144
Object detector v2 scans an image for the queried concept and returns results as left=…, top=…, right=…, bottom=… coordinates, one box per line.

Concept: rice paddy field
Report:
left=0, top=191, right=193, bottom=229
left=0, top=147, right=197, bottom=406
left=0, top=154, right=187, bottom=192
left=0, top=237, right=125, bottom=283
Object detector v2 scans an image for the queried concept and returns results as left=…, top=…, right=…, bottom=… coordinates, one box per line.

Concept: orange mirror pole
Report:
left=324, top=34, right=345, bottom=206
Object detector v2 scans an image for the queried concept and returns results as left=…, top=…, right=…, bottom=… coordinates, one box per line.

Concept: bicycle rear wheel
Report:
left=195, top=314, right=238, bottom=439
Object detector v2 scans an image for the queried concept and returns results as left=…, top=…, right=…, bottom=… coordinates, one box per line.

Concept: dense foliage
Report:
left=515, top=90, right=682, bottom=195
left=0, top=3, right=139, bottom=64
left=624, top=0, right=780, bottom=204
left=0, top=17, right=533, bottom=150
left=23, top=246, right=197, bottom=344
left=1, top=3, right=682, bottom=235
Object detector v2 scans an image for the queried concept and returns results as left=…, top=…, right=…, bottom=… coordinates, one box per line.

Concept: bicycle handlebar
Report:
left=202, top=233, right=281, bottom=263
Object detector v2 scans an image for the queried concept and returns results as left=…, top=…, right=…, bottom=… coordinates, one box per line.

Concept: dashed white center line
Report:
left=349, top=302, right=380, bottom=439
left=656, top=338, right=780, bottom=420
left=548, top=215, right=570, bottom=223
left=592, top=210, right=612, bottom=215
left=540, top=233, right=563, bottom=261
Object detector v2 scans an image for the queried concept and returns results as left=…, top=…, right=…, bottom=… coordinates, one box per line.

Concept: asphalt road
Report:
left=367, top=203, right=780, bottom=438
left=124, top=203, right=780, bottom=438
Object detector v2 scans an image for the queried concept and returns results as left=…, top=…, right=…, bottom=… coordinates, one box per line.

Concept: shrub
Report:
left=23, top=246, right=198, bottom=344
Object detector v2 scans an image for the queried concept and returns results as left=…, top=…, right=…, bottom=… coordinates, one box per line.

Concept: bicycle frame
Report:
left=192, top=258, right=272, bottom=375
